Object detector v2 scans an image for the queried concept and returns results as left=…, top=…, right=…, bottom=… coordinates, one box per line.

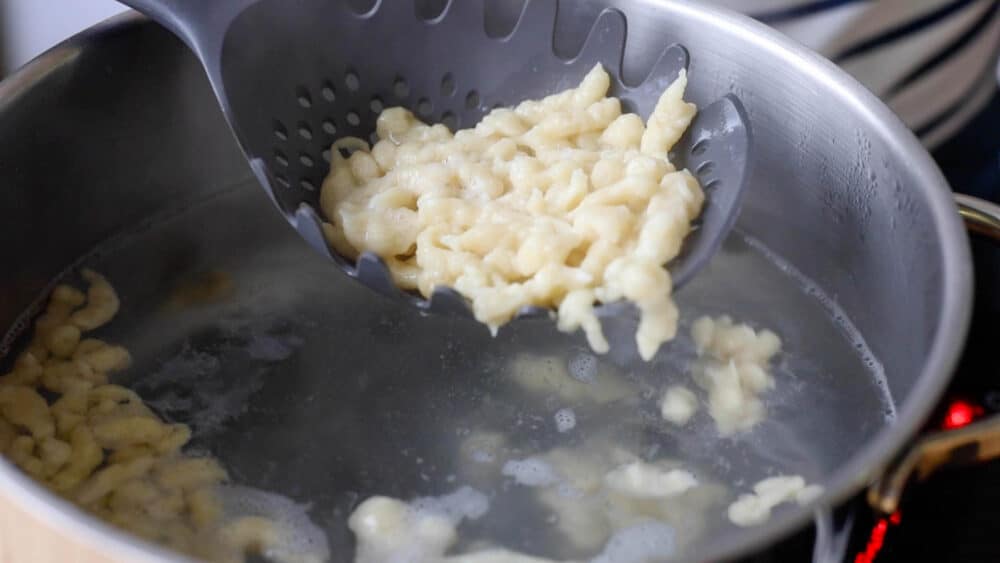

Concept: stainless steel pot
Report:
left=0, top=2, right=996, bottom=562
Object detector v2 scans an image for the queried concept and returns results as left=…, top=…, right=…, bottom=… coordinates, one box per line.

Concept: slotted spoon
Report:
left=118, top=0, right=751, bottom=319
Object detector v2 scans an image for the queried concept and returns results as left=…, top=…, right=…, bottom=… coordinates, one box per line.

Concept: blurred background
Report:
left=0, top=0, right=996, bottom=202
left=0, top=0, right=124, bottom=74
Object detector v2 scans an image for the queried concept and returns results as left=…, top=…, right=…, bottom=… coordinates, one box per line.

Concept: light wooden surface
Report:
left=0, top=477, right=173, bottom=563
left=0, top=491, right=116, bottom=563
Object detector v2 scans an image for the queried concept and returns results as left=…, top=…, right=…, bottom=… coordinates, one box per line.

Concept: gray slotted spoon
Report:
left=118, top=0, right=751, bottom=320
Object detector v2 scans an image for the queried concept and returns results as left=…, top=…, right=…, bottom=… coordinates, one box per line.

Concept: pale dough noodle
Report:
left=689, top=315, right=782, bottom=435
left=0, top=273, right=327, bottom=563
left=321, top=64, right=702, bottom=361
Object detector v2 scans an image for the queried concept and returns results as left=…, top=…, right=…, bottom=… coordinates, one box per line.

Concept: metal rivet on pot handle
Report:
left=868, top=193, right=1000, bottom=515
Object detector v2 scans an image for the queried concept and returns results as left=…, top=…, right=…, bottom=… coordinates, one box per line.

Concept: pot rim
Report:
left=652, top=0, right=973, bottom=559
left=0, top=2, right=974, bottom=561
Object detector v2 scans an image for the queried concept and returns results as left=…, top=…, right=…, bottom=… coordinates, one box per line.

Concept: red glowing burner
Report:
left=855, top=511, right=902, bottom=563
left=942, top=399, right=983, bottom=430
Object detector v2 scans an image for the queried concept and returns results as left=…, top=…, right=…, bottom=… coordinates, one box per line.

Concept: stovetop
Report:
left=849, top=228, right=1000, bottom=563
left=738, top=93, right=1000, bottom=563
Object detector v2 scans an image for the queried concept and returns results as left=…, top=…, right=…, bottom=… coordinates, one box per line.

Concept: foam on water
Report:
left=411, top=486, right=490, bottom=523
left=591, top=521, right=676, bottom=563
left=502, top=457, right=560, bottom=488
left=554, top=408, right=576, bottom=433
left=567, top=353, right=598, bottom=383
left=134, top=340, right=266, bottom=435
left=218, top=485, right=330, bottom=563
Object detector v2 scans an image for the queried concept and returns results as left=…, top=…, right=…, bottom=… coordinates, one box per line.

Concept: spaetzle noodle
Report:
left=321, top=64, right=702, bottom=360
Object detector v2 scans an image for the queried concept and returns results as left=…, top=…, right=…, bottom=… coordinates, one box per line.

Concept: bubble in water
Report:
left=556, top=482, right=584, bottom=499
left=502, top=457, right=560, bottom=487
left=246, top=334, right=296, bottom=361
left=554, top=408, right=576, bottom=433
left=411, top=486, right=489, bottom=523
left=592, top=521, right=676, bottom=562
left=568, top=353, right=597, bottom=383
left=471, top=450, right=495, bottom=464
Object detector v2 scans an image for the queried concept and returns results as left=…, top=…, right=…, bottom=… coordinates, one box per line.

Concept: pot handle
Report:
left=868, top=193, right=1000, bottom=514
left=868, top=414, right=1000, bottom=514
left=956, top=193, right=1000, bottom=241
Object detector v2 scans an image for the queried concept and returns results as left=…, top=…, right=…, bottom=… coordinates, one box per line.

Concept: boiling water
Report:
left=3, top=183, right=893, bottom=560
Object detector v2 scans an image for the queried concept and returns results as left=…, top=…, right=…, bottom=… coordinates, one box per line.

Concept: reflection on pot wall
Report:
left=0, top=0, right=126, bottom=75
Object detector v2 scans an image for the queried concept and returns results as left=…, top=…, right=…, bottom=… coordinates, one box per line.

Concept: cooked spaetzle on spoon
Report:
left=320, top=64, right=702, bottom=360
